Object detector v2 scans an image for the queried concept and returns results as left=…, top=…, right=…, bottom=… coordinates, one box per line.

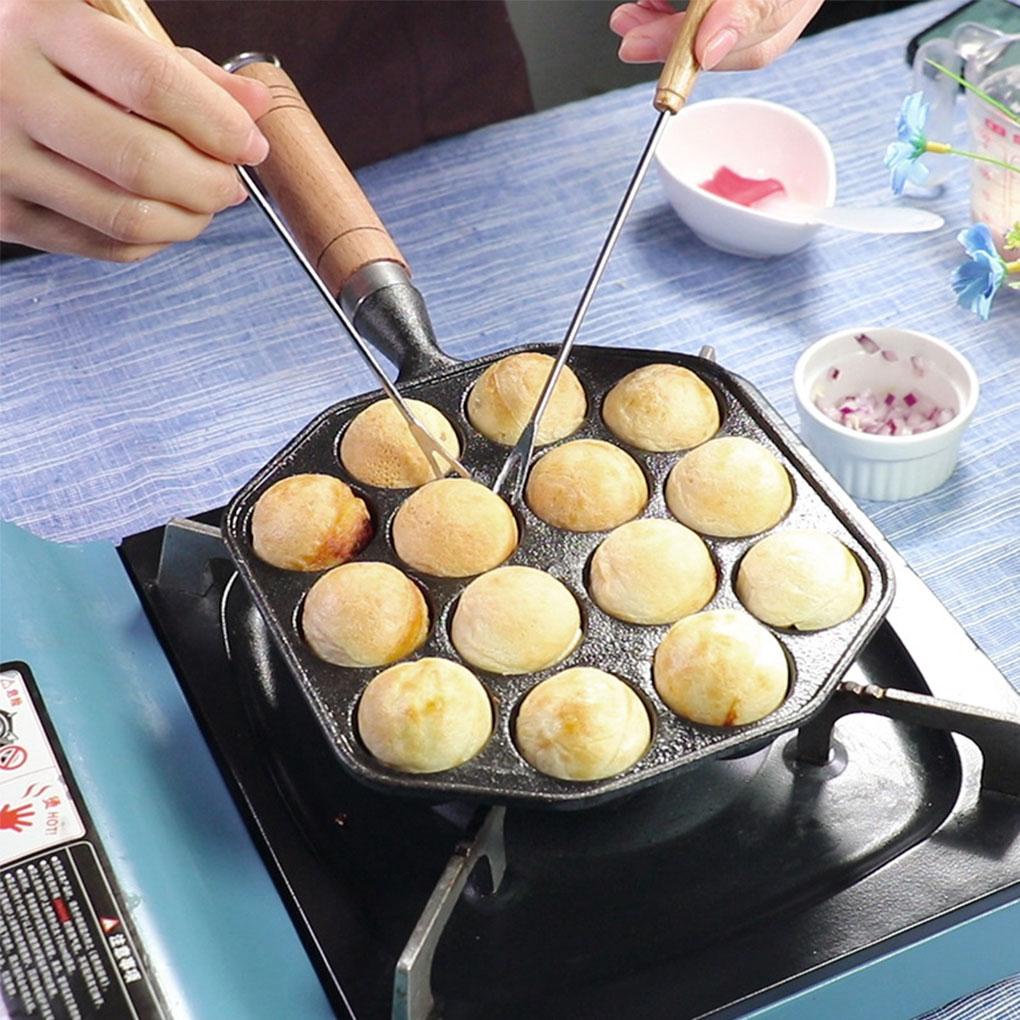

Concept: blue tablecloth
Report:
left=1, top=1, right=1017, bottom=1016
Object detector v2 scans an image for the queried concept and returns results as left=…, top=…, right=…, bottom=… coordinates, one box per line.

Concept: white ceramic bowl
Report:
left=655, top=97, right=837, bottom=258
left=794, top=327, right=979, bottom=502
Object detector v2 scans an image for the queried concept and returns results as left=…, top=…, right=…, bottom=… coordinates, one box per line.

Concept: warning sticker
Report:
left=1, top=843, right=154, bottom=1019
left=0, top=665, right=165, bottom=1019
left=0, top=670, right=85, bottom=865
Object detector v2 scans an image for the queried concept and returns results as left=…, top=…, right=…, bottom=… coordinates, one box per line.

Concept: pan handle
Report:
left=228, top=57, right=456, bottom=381
left=89, top=0, right=455, bottom=382
left=795, top=676, right=1020, bottom=798
left=230, top=59, right=407, bottom=296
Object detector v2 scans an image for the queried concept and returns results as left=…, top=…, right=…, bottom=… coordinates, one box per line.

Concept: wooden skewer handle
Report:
left=654, top=0, right=715, bottom=113
left=235, top=61, right=408, bottom=294
left=90, top=0, right=408, bottom=295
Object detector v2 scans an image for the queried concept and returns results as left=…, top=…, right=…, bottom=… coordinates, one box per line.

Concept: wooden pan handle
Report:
left=234, top=61, right=408, bottom=294
left=89, top=0, right=408, bottom=295
left=654, top=0, right=715, bottom=113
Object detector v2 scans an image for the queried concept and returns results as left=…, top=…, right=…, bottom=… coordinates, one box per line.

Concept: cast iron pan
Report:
left=223, top=336, right=894, bottom=808
left=218, top=61, right=893, bottom=809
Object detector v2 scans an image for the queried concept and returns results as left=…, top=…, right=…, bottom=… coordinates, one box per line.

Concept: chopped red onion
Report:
left=815, top=385, right=956, bottom=437
left=818, top=345, right=952, bottom=437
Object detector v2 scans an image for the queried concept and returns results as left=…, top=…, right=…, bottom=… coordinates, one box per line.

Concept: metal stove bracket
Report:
left=393, top=806, right=507, bottom=1020
left=156, top=517, right=228, bottom=596
left=795, top=680, right=1020, bottom=797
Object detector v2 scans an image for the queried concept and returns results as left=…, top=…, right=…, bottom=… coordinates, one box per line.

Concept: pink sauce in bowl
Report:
left=700, top=167, right=787, bottom=208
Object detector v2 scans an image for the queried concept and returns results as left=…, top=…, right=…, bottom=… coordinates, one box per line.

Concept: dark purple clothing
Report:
left=155, top=0, right=534, bottom=168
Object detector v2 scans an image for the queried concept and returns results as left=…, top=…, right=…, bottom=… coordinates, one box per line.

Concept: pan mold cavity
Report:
left=653, top=609, right=791, bottom=727
left=467, top=352, right=587, bottom=447
left=338, top=398, right=462, bottom=490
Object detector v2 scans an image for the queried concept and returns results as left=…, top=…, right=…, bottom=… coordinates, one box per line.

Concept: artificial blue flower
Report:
left=884, top=92, right=931, bottom=194
left=951, top=224, right=1006, bottom=320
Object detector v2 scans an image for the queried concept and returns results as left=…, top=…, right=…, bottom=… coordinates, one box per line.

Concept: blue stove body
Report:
left=0, top=521, right=332, bottom=1020
left=1, top=519, right=1017, bottom=1020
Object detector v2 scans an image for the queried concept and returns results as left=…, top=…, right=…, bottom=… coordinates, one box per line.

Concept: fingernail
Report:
left=244, top=126, right=270, bottom=165
left=619, top=32, right=652, bottom=63
left=610, top=9, right=641, bottom=35
left=700, top=27, right=739, bottom=70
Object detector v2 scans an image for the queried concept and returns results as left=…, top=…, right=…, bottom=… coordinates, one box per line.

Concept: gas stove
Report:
left=127, top=513, right=1020, bottom=1020
left=1, top=513, right=1018, bottom=1020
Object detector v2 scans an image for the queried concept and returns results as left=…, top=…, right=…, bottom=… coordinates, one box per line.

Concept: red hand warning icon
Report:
left=0, top=802, right=34, bottom=832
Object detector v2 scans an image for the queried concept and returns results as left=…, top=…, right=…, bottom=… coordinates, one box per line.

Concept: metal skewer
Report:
left=235, top=162, right=471, bottom=481
left=492, top=112, right=670, bottom=499
left=493, top=0, right=715, bottom=502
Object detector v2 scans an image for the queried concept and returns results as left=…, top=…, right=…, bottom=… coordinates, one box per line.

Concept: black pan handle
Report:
left=342, top=263, right=459, bottom=384
left=796, top=677, right=1020, bottom=798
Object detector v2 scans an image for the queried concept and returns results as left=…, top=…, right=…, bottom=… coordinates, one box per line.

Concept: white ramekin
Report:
left=793, top=327, right=979, bottom=502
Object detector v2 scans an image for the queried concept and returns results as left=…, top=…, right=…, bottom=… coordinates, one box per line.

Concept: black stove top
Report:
left=119, top=515, right=1020, bottom=1020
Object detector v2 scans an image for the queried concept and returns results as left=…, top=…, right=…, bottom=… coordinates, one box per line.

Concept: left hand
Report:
left=610, top=0, right=824, bottom=71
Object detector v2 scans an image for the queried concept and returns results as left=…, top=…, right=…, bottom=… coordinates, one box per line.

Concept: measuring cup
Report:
left=912, top=24, right=1020, bottom=249
left=961, top=28, right=1020, bottom=247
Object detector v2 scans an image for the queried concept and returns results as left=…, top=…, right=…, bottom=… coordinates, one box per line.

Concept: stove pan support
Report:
left=796, top=680, right=1020, bottom=797
left=156, top=517, right=228, bottom=595
left=393, top=806, right=506, bottom=1020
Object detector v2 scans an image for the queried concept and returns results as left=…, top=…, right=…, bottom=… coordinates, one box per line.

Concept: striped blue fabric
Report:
left=922, top=973, right=1020, bottom=1020
left=0, top=1, right=1016, bottom=1015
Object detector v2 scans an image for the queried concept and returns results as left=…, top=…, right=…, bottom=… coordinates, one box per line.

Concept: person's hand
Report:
left=610, top=0, right=824, bottom=71
left=0, top=0, right=271, bottom=262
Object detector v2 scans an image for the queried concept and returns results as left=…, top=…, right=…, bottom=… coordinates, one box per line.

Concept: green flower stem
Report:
left=924, top=140, right=1019, bottom=174
left=925, top=59, right=1020, bottom=127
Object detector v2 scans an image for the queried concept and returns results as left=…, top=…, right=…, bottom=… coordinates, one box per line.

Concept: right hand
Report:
left=0, top=0, right=271, bottom=262
left=611, top=0, right=823, bottom=70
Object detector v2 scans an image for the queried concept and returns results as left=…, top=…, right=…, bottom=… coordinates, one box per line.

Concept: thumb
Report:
left=693, top=0, right=823, bottom=69
left=178, top=48, right=272, bottom=122
left=618, top=0, right=819, bottom=70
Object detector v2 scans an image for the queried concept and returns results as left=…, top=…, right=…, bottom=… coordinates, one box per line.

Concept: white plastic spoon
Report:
left=764, top=200, right=944, bottom=234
